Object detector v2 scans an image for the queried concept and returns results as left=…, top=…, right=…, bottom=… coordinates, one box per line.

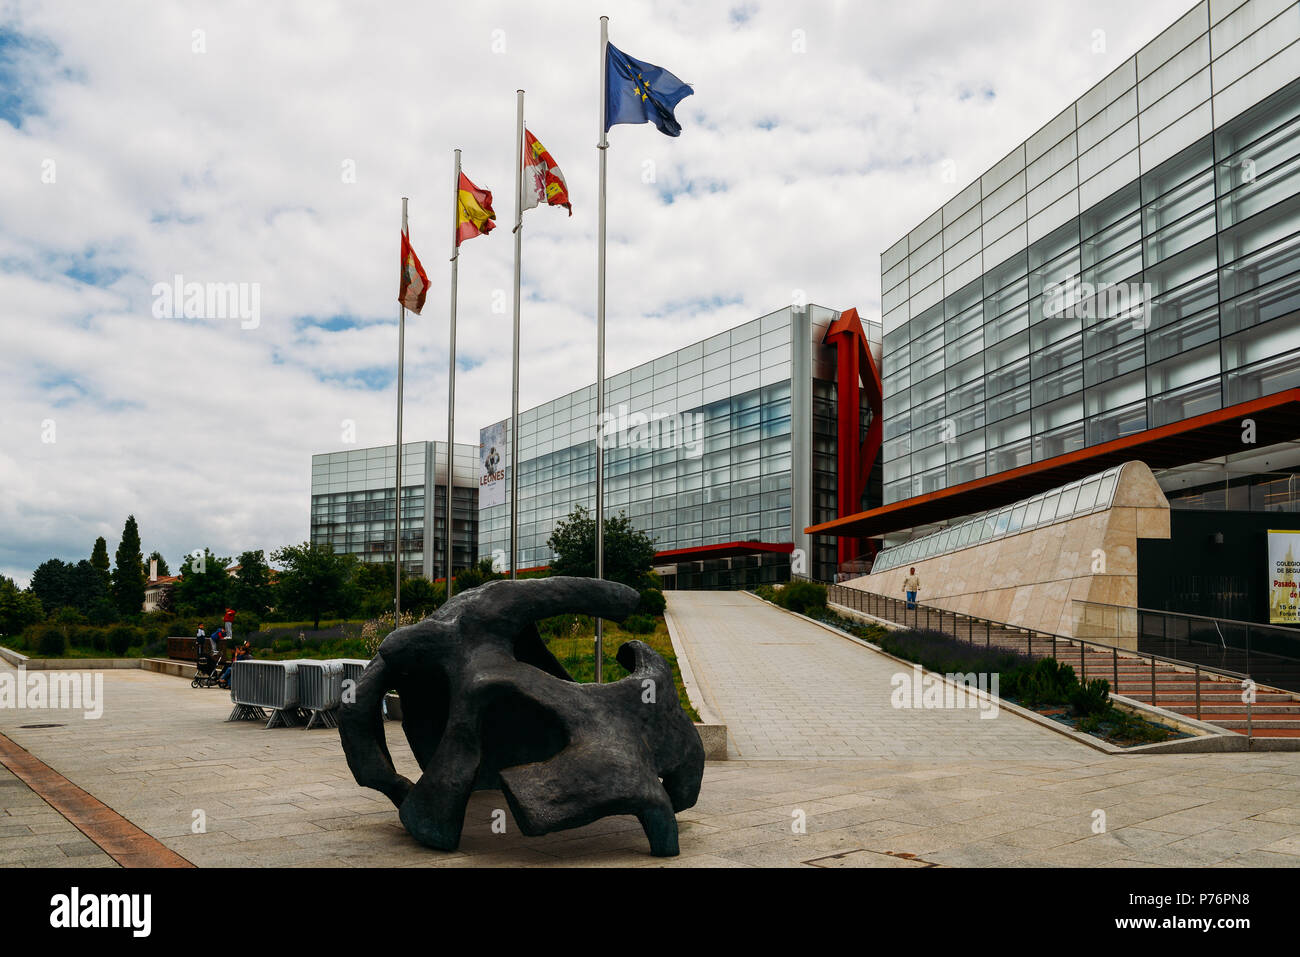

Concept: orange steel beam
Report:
left=806, top=389, right=1300, bottom=539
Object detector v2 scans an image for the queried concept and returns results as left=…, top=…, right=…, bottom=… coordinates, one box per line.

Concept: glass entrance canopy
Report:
left=872, top=464, right=1123, bottom=573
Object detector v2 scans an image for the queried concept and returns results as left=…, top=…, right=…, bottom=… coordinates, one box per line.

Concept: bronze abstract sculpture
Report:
left=339, top=576, right=705, bottom=856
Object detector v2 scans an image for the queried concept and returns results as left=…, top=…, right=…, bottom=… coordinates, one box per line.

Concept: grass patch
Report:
left=539, top=617, right=699, bottom=722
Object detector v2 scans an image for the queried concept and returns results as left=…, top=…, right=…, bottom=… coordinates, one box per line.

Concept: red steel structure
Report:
left=821, top=307, right=883, bottom=567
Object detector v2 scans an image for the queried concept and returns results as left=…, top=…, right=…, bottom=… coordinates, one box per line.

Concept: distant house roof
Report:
left=146, top=575, right=181, bottom=588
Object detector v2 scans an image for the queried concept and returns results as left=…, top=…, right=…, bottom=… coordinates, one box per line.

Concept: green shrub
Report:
left=55, top=606, right=86, bottom=625
left=621, top=614, right=657, bottom=635
left=537, top=614, right=593, bottom=637
left=107, top=625, right=136, bottom=657
left=753, top=584, right=779, bottom=603
left=1076, top=713, right=1101, bottom=733
left=1069, top=677, right=1111, bottom=717
left=636, top=588, right=666, bottom=617
left=1109, top=709, right=1172, bottom=744
left=777, top=581, right=827, bottom=615
left=1017, top=658, right=1077, bottom=709
left=37, top=626, right=66, bottom=657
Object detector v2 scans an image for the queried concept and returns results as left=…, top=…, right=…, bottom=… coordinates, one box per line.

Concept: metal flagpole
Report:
left=510, top=90, right=524, bottom=580
left=395, top=196, right=408, bottom=619
left=595, top=15, right=609, bottom=683
left=447, top=150, right=461, bottom=600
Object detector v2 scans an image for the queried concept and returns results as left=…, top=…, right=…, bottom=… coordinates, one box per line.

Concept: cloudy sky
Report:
left=0, top=0, right=1194, bottom=585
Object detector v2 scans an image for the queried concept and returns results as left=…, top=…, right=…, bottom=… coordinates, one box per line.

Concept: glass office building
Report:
left=878, top=0, right=1300, bottom=510
left=477, top=304, right=875, bottom=587
left=310, top=441, right=480, bottom=578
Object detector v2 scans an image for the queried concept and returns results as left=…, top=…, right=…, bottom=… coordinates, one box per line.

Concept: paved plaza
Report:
left=1, top=594, right=1300, bottom=867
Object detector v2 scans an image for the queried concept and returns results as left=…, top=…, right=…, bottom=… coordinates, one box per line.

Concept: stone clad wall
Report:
left=846, top=461, right=1171, bottom=641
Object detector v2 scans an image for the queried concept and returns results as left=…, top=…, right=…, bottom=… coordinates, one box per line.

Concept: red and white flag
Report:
left=522, top=129, right=572, bottom=216
left=399, top=226, right=429, bottom=314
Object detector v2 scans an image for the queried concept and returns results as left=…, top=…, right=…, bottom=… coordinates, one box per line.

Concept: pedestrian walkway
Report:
left=665, top=591, right=1091, bottom=760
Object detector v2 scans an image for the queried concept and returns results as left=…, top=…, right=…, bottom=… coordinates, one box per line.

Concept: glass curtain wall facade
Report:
left=880, top=0, right=1300, bottom=507
left=477, top=304, right=847, bottom=585
left=310, top=441, right=480, bottom=578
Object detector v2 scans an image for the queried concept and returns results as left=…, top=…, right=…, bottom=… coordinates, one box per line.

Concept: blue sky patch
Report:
left=0, top=26, right=56, bottom=129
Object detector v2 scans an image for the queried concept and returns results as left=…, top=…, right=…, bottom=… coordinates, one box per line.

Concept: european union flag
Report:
left=604, top=42, right=693, bottom=137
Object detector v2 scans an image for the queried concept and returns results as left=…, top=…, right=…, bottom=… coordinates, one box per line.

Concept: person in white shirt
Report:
left=902, top=568, right=921, bottom=610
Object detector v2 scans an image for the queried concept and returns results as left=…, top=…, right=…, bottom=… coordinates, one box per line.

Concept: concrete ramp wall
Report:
left=846, top=461, right=1171, bottom=641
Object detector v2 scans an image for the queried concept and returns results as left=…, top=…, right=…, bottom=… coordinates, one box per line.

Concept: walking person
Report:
left=903, top=567, right=921, bottom=610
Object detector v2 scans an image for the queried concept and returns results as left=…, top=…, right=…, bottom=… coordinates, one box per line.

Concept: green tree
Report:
left=231, top=549, right=274, bottom=616
left=547, top=505, right=657, bottom=589
left=400, top=576, right=443, bottom=618
left=175, top=548, right=232, bottom=616
left=454, top=557, right=502, bottom=593
left=272, top=542, right=355, bottom=630
left=30, top=559, right=72, bottom=616
left=351, top=560, right=396, bottom=618
left=70, top=559, right=115, bottom=624
left=90, top=536, right=111, bottom=589
left=0, top=577, right=43, bottom=637
left=142, top=550, right=169, bottom=578
left=111, top=515, right=146, bottom=617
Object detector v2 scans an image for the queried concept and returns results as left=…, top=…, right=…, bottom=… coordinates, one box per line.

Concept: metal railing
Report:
left=818, top=582, right=1256, bottom=738
left=229, top=660, right=303, bottom=729
left=1073, top=600, right=1300, bottom=694
left=296, top=659, right=345, bottom=729
left=340, top=658, right=370, bottom=691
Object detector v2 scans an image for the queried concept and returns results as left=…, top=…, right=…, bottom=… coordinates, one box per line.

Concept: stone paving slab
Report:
left=0, top=765, right=116, bottom=867
left=3, top=656, right=1300, bottom=867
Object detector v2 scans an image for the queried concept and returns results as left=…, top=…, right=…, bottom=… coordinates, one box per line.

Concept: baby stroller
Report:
left=192, top=650, right=226, bottom=688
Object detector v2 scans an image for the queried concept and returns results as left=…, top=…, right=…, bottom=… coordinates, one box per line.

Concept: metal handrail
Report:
left=816, top=581, right=1256, bottom=739
left=1074, top=599, right=1300, bottom=684
left=1077, top=599, right=1300, bottom=634
left=827, top=585, right=1251, bottom=683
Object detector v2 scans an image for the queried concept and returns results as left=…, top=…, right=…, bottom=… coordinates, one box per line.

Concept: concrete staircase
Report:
left=829, top=585, right=1300, bottom=739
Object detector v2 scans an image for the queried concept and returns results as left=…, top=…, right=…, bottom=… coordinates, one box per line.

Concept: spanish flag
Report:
left=456, top=171, right=496, bottom=246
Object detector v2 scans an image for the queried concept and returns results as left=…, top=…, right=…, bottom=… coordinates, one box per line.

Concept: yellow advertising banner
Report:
left=1268, top=530, right=1300, bottom=624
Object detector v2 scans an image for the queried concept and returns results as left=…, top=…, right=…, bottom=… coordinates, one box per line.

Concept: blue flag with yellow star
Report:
left=604, top=41, right=693, bottom=137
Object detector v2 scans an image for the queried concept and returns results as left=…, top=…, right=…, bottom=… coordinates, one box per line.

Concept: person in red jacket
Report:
left=223, top=607, right=236, bottom=641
